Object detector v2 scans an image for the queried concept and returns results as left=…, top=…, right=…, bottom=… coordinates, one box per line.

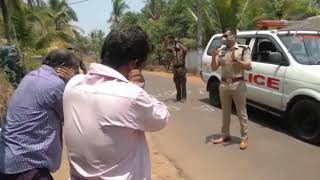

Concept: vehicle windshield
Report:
left=278, top=34, right=320, bottom=65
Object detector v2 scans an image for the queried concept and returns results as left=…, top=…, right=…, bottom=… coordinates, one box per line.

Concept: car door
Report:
left=246, top=35, right=289, bottom=110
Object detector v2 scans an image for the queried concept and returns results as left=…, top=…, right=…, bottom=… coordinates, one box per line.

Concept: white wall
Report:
left=185, top=50, right=203, bottom=74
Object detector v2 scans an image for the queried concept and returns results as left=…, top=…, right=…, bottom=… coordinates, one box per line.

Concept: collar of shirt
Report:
left=40, top=64, right=57, bottom=74
left=233, top=42, right=240, bottom=49
left=87, top=63, right=129, bottom=83
left=222, top=42, right=240, bottom=51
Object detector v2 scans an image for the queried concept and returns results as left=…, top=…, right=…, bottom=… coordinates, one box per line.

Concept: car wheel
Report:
left=209, top=85, right=221, bottom=107
left=290, top=99, right=320, bottom=144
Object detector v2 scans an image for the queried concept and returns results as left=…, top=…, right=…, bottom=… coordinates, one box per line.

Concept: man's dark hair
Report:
left=222, top=28, right=237, bottom=35
left=43, top=49, right=79, bottom=68
left=101, top=25, right=150, bottom=68
left=79, top=60, right=87, bottom=74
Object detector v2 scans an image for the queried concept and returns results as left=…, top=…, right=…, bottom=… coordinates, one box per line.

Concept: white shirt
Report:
left=63, top=63, right=169, bottom=180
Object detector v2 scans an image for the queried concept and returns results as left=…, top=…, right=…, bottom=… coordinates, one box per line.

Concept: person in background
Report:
left=0, top=49, right=79, bottom=179
left=166, top=36, right=188, bottom=102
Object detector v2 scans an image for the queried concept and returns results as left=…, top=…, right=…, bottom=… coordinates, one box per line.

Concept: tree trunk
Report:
left=27, top=0, right=33, bottom=10
left=196, top=0, right=203, bottom=49
left=36, top=0, right=41, bottom=6
left=0, top=0, right=11, bottom=43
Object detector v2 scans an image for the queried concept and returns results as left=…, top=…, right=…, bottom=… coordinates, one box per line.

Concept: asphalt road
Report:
left=144, top=72, right=320, bottom=180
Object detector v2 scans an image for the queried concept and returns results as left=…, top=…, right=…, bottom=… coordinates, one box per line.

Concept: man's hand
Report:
left=231, top=47, right=236, bottom=61
left=211, top=48, right=220, bottom=71
left=57, top=67, right=76, bottom=82
left=129, top=69, right=145, bottom=88
left=211, top=48, right=217, bottom=56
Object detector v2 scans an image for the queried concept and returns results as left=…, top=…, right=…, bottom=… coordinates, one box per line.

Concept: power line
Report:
left=68, top=0, right=89, bottom=5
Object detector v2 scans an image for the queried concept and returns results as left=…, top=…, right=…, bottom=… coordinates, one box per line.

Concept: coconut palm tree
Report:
left=241, top=0, right=315, bottom=26
left=144, top=0, right=166, bottom=21
left=109, top=0, right=129, bottom=26
left=48, top=0, right=78, bottom=30
left=0, top=0, right=26, bottom=43
left=0, top=0, right=11, bottom=43
left=6, top=1, right=80, bottom=49
left=187, top=0, right=251, bottom=44
left=26, top=0, right=46, bottom=9
left=89, top=30, right=105, bottom=58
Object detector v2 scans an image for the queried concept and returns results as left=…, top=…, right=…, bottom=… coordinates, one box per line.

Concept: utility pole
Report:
left=196, top=0, right=203, bottom=75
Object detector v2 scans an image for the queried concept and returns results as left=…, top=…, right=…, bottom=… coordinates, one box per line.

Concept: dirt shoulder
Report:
left=147, top=135, right=187, bottom=180
left=53, top=70, right=192, bottom=180
left=53, top=135, right=187, bottom=180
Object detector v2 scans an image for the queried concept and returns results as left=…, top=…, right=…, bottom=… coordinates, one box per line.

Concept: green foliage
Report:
left=1, top=0, right=320, bottom=72
left=0, top=0, right=84, bottom=88
left=22, top=48, right=47, bottom=72
left=0, top=70, right=13, bottom=122
left=109, top=0, right=129, bottom=27
left=88, top=30, right=106, bottom=58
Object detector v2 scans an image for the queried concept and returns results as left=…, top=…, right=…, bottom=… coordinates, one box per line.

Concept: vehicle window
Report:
left=237, top=37, right=251, bottom=45
left=252, top=38, right=283, bottom=65
left=279, top=34, right=320, bottom=65
left=207, top=37, right=221, bottom=55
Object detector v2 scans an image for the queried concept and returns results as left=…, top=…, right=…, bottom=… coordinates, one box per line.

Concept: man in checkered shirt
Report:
left=0, top=49, right=79, bottom=180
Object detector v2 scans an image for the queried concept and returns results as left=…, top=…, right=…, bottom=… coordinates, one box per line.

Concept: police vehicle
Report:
left=201, top=29, right=320, bottom=144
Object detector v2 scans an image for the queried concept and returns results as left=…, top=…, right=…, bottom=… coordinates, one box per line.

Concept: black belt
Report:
left=221, top=77, right=244, bottom=83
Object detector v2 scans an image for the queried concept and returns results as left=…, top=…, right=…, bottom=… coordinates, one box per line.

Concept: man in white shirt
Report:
left=63, top=26, right=170, bottom=180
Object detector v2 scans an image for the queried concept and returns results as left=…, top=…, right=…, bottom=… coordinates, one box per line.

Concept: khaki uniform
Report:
left=171, top=48, right=187, bottom=101
left=216, top=43, right=251, bottom=139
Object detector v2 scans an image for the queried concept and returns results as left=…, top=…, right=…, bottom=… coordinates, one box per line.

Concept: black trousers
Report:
left=0, top=168, right=53, bottom=180
left=173, top=72, right=187, bottom=101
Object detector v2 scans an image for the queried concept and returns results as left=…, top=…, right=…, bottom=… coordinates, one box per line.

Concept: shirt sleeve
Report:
left=47, top=83, right=65, bottom=123
left=132, top=90, right=170, bottom=132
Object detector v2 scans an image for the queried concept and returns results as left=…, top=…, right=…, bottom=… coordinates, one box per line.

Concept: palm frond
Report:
left=49, top=0, right=59, bottom=11
left=66, top=6, right=78, bottom=21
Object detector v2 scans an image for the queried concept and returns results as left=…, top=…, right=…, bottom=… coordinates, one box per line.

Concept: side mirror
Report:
left=269, top=52, right=283, bottom=65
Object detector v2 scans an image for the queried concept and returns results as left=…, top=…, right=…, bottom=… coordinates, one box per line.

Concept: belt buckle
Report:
left=226, top=78, right=232, bottom=83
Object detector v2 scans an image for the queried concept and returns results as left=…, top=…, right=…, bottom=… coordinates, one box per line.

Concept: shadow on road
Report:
left=205, top=134, right=241, bottom=146
left=162, top=98, right=179, bottom=103
left=199, top=98, right=291, bottom=139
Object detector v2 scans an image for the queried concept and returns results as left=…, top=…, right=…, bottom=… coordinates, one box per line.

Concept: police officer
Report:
left=167, top=37, right=188, bottom=102
left=211, top=28, right=251, bottom=150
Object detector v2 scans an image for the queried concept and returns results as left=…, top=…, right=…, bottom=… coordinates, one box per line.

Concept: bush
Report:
left=22, top=48, right=47, bottom=72
left=0, top=71, right=13, bottom=124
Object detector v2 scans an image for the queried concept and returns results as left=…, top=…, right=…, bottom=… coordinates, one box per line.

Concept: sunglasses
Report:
left=223, top=34, right=235, bottom=38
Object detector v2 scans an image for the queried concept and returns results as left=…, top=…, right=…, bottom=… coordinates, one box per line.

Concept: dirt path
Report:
left=147, top=135, right=187, bottom=180
left=53, top=70, right=195, bottom=180
left=53, top=135, right=186, bottom=180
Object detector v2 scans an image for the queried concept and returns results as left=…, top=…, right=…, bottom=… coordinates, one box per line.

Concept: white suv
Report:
left=201, top=30, right=320, bottom=144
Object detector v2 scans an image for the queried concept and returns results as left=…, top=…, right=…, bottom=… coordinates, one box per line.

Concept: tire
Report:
left=290, top=99, right=320, bottom=144
left=209, top=85, right=221, bottom=107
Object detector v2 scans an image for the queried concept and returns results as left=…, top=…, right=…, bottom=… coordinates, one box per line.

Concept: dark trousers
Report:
left=0, top=168, right=53, bottom=180
left=174, top=74, right=187, bottom=101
